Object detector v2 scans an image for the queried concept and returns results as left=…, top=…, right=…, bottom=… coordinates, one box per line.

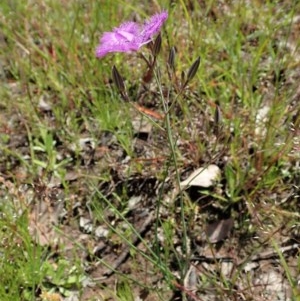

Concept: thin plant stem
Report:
left=153, top=67, right=189, bottom=279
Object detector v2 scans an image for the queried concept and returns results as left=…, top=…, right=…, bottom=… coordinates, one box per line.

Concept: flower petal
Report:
left=115, top=21, right=140, bottom=39
left=95, top=11, right=168, bottom=58
left=139, top=11, right=168, bottom=43
left=96, top=39, right=140, bottom=57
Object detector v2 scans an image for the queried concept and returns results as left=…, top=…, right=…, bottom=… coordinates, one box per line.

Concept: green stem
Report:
left=154, top=67, right=189, bottom=279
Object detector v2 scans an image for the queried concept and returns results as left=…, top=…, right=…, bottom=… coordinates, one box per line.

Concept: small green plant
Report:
left=0, top=206, right=44, bottom=301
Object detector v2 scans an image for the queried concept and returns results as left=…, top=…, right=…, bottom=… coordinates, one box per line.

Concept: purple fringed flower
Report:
left=96, top=11, right=168, bottom=58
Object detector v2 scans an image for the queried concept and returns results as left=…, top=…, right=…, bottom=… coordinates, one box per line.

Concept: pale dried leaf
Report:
left=206, top=218, right=234, bottom=243
left=184, top=264, right=198, bottom=292
left=132, top=116, right=153, bottom=134
left=29, top=198, right=64, bottom=246
left=180, top=164, right=221, bottom=188
left=95, top=225, right=109, bottom=238
left=255, top=105, right=270, bottom=135
left=38, top=96, right=52, bottom=112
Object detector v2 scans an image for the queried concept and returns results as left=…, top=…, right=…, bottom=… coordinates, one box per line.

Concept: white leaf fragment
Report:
left=255, top=105, right=270, bottom=135
left=95, top=225, right=109, bottom=238
left=180, top=164, right=221, bottom=188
